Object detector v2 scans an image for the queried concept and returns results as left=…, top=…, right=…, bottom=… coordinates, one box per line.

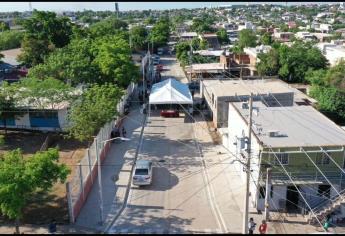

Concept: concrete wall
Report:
left=227, top=103, right=262, bottom=208
left=256, top=184, right=342, bottom=212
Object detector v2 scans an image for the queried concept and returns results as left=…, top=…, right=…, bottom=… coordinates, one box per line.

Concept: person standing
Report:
left=48, top=219, right=57, bottom=234
left=248, top=217, right=257, bottom=234
left=122, top=126, right=126, bottom=138
left=259, top=220, right=267, bottom=234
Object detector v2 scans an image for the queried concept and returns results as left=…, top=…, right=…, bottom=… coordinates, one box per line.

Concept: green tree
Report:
left=0, top=30, right=24, bottom=50
left=0, top=82, right=17, bottom=133
left=148, top=17, right=170, bottom=48
left=216, top=28, right=230, bottom=45
left=17, top=36, right=55, bottom=67
left=22, top=10, right=73, bottom=48
left=0, top=21, right=9, bottom=32
left=0, top=148, right=69, bottom=234
left=176, top=41, right=190, bottom=66
left=144, top=16, right=155, bottom=25
left=89, top=17, right=128, bottom=38
left=0, top=135, right=4, bottom=146
left=237, top=29, right=257, bottom=50
left=257, top=49, right=279, bottom=76
left=277, top=42, right=328, bottom=82
left=129, top=25, right=148, bottom=51
left=92, top=35, right=140, bottom=88
left=260, top=32, right=273, bottom=45
left=67, top=83, right=124, bottom=141
left=27, top=38, right=99, bottom=86
left=12, top=77, right=75, bottom=110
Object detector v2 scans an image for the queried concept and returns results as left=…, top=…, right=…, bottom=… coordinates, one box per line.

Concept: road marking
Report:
left=192, top=122, right=229, bottom=233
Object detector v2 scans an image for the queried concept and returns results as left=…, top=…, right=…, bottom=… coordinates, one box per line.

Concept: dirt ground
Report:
left=0, top=130, right=88, bottom=225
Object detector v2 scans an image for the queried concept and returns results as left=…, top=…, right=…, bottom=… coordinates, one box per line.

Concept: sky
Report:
left=0, top=2, right=341, bottom=12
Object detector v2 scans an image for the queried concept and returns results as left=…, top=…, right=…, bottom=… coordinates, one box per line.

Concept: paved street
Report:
left=108, top=56, right=235, bottom=234
left=76, top=101, right=145, bottom=231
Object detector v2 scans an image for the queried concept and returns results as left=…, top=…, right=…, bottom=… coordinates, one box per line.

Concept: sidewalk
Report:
left=75, top=103, right=145, bottom=232
left=0, top=224, right=97, bottom=234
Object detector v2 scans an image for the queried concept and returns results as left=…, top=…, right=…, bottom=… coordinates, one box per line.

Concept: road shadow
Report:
left=113, top=205, right=194, bottom=232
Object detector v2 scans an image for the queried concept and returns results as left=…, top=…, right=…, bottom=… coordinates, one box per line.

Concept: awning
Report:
left=149, top=78, right=193, bottom=105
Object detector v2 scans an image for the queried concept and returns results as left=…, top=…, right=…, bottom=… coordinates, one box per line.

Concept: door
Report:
left=318, top=185, right=331, bottom=199
left=286, top=185, right=299, bottom=211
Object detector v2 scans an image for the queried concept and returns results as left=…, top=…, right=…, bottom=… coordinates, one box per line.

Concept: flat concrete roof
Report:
left=232, top=101, right=345, bottom=147
left=186, top=63, right=228, bottom=73
left=202, top=79, right=294, bottom=98
left=181, top=32, right=198, bottom=37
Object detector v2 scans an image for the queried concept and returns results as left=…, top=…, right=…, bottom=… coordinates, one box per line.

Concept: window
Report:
left=316, top=152, right=330, bottom=165
left=274, top=153, right=289, bottom=165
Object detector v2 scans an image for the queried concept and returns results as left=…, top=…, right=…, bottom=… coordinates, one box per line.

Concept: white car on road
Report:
left=132, top=160, right=153, bottom=186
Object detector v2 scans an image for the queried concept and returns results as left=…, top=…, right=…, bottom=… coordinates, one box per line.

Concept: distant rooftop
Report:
left=232, top=101, right=345, bottom=148
left=0, top=48, right=21, bottom=66
left=180, top=32, right=198, bottom=37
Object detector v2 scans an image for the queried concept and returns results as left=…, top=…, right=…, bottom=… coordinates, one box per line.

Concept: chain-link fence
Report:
left=66, top=82, right=137, bottom=223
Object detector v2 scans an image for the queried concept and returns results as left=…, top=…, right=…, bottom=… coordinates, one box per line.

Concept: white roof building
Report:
left=231, top=101, right=345, bottom=148
left=317, top=43, right=345, bottom=66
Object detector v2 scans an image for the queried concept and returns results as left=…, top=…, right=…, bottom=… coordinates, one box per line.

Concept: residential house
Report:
left=273, top=31, right=295, bottom=42
left=200, top=79, right=298, bottom=128
left=317, top=42, right=345, bottom=66
left=199, top=33, right=221, bottom=50
left=180, top=32, right=198, bottom=41
left=185, top=63, right=227, bottom=80
left=238, top=22, right=256, bottom=31
left=243, top=45, right=272, bottom=76
left=226, top=100, right=345, bottom=214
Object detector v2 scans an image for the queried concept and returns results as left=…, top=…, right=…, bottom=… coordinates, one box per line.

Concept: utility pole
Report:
left=265, top=167, right=272, bottom=221
left=95, top=138, right=104, bottom=225
left=242, top=93, right=253, bottom=234
left=189, top=39, right=193, bottom=82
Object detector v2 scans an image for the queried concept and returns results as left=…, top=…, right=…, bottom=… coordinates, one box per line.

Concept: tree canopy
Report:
left=237, top=29, right=257, bottom=50
left=257, top=41, right=328, bottom=83
left=18, top=10, right=74, bottom=66
left=89, top=17, right=128, bottom=38
left=0, top=30, right=24, bottom=51
left=67, top=83, right=124, bottom=142
left=216, top=28, right=230, bottom=45
left=0, top=148, right=69, bottom=233
left=129, top=25, right=148, bottom=51
left=148, top=17, right=170, bottom=48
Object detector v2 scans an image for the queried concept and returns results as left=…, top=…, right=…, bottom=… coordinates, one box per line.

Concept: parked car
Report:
left=132, top=160, right=153, bottom=186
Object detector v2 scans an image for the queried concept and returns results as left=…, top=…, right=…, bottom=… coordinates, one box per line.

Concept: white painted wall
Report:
left=227, top=103, right=262, bottom=208
left=58, top=108, right=68, bottom=130
left=14, top=113, right=30, bottom=128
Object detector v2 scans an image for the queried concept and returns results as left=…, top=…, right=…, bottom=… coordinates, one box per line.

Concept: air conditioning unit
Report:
left=268, top=130, right=279, bottom=137
left=242, top=102, right=249, bottom=109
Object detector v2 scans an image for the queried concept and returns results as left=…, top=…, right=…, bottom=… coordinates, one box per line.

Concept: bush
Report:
left=0, top=30, right=24, bottom=50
